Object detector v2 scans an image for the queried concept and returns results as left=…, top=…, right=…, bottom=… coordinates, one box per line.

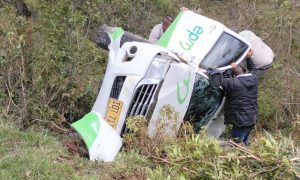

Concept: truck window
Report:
left=200, top=33, right=248, bottom=69
left=184, top=74, right=224, bottom=132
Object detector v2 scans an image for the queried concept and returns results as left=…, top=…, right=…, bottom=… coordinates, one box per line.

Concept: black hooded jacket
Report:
left=210, top=59, right=259, bottom=127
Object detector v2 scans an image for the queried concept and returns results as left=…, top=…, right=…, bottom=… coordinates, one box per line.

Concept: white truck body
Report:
left=72, top=11, right=251, bottom=161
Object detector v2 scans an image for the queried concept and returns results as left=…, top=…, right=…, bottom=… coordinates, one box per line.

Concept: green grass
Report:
left=1, top=118, right=299, bottom=179
left=0, top=120, right=149, bottom=179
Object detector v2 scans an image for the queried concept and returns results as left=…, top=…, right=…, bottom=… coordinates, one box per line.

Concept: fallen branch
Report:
left=219, top=155, right=251, bottom=160
left=228, top=140, right=263, bottom=162
left=51, top=121, right=71, bottom=134
left=151, top=155, right=198, bottom=175
left=249, top=166, right=279, bottom=178
left=151, top=155, right=171, bottom=164
left=182, top=166, right=197, bottom=175
left=289, top=157, right=300, bottom=162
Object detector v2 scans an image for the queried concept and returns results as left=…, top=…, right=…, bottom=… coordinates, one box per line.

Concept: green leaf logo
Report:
left=176, top=71, right=191, bottom=104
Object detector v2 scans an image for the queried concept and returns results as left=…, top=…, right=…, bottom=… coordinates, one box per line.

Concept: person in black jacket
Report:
left=209, top=49, right=258, bottom=145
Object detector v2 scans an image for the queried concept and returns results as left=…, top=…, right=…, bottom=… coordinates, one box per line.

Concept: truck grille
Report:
left=110, top=76, right=126, bottom=99
left=127, top=84, right=158, bottom=116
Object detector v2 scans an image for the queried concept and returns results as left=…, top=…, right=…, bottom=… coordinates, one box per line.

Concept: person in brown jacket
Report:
left=149, top=15, right=173, bottom=43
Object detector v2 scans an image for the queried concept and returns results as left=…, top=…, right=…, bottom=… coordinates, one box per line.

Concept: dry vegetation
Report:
left=124, top=116, right=300, bottom=179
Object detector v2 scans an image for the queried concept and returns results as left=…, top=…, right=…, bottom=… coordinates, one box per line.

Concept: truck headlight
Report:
left=145, top=59, right=169, bottom=80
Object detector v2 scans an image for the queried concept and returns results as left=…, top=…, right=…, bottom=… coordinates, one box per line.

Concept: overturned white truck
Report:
left=72, top=10, right=273, bottom=161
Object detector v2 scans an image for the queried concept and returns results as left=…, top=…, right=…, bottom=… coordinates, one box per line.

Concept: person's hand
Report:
left=246, top=48, right=253, bottom=58
left=181, top=7, right=189, bottom=11
left=206, top=68, right=214, bottom=76
left=206, top=68, right=222, bottom=77
left=231, top=62, right=238, bottom=69
left=206, top=67, right=218, bottom=76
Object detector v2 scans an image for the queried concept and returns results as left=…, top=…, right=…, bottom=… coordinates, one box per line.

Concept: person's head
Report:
left=231, top=63, right=246, bottom=76
left=162, top=15, right=173, bottom=32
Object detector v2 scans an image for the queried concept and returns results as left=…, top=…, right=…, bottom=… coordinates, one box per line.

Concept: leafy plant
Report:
left=124, top=116, right=299, bottom=179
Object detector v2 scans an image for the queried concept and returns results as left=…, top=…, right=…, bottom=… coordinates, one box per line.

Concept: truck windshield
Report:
left=184, top=74, right=224, bottom=132
left=200, top=32, right=248, bottom=69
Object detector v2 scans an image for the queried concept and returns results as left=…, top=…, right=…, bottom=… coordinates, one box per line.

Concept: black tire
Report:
left=95, top=26, right=151, bottom=50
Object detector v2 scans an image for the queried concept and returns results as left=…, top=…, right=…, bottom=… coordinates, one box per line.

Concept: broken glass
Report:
left=184, top=74, right=224, bottom=132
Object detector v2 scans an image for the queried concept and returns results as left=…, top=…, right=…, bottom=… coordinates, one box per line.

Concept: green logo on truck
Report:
left=177, top=71, right=191, bottom=104
left=179, top=26, right=203, bottom=50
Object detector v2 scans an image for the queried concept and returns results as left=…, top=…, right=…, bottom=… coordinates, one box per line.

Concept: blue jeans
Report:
left=231, top=124, right=254, bottom=145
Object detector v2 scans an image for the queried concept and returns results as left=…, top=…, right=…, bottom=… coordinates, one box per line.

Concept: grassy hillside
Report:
left=0, top=119, right=150, bottom=179
left=0, top=117, right=299, bottom=179
left=0, top=0, right=299, bottom=130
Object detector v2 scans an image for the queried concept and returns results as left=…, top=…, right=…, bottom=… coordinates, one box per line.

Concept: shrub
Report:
left=0, top=1, right=104, bottom=128
left=123, top=117, right=300, bottom=179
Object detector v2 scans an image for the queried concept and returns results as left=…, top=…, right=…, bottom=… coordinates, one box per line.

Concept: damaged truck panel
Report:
left=72, top=10, right=252, bottom=161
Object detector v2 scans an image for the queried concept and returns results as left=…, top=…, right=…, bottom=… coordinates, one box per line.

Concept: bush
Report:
left=123, top=117, right=300, bottom=179
left=0, top=1, right=105, bottom=128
